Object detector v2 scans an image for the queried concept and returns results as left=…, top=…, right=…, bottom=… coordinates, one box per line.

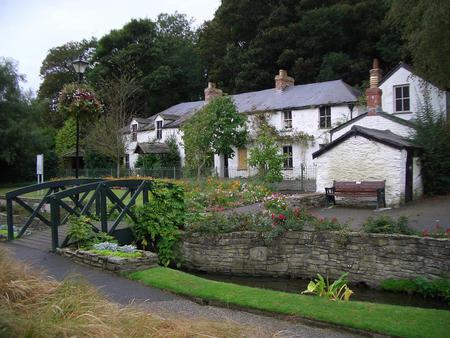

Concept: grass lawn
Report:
left=129, top=267, right=450, bottom=338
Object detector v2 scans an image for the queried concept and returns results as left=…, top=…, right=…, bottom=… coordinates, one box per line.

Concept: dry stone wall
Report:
left=181, top=229, right=449, bottom=286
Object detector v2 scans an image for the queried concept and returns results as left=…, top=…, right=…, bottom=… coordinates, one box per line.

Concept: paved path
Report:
left=2, top=242, right=363, bottom=338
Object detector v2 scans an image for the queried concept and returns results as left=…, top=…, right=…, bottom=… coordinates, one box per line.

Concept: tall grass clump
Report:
left=0, top=248, right=261, bottom=338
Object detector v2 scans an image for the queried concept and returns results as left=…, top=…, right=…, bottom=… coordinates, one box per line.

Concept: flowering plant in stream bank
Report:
left=421, top=221, right=450, bottom=238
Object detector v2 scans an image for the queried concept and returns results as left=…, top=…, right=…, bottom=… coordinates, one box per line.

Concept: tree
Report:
left=248, top=115, right=285, bottom=183
left=90, top=14, right=204, bottom=117
left=0, top=58, right=58, bottom=182
left=389, top=0, right=450, bottom=89
left=182, top=96, right=247, bottom=179
left=55, top=117, right=76, bottom=157
left=198, top=0, right=406, bottom=93
left=85, top=74, right=139, bottom=177
left=38, top=38, right=97, bottom=127
left=411, top=89, right=450, bottom=194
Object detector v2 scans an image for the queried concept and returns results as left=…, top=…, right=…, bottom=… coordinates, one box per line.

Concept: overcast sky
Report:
left=0, top=0, right=220, bottom=95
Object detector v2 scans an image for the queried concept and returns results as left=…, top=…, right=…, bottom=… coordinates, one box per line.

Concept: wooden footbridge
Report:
left=4, top=179, right=167, bottom=252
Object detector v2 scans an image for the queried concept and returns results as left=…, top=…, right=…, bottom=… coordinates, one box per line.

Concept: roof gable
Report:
left=313, top=125, right=419, bottom=158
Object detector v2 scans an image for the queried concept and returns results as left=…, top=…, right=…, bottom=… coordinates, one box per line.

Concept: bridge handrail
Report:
left=5, top=179, right=104, bottom=199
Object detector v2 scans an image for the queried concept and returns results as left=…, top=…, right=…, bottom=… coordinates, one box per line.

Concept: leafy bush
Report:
left=381, top=277, right=450, bottom=304
left=302, top=273, right=354, bottom=301
left=362, top=216, right=416, bottom=235
left=421, top=222, right=450, bottom=238
left=263, top=193, right=288, bottom=212
left=67, top=215, right=95, bottom=248
left=314, top=217, right=346, bottom=231
left=132, top=182, right=185, bottom=266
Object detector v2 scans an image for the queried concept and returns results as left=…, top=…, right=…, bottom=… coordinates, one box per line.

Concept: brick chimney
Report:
left=365, top=58, right=383, bottom=116
left=204, top=82, right=223, bottom=102
left=275, top=69, right=294, bottom=91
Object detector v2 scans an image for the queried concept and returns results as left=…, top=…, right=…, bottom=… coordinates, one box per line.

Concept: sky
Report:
left=0, top=0, right=220, bottom=95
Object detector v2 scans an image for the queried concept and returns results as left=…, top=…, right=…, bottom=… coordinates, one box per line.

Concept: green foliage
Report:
left=38, top=38, right=97, bottom=128
left=314, top=217, right=346, bottom=231
left=302, top=273, right=354, bottom=301
left=198, top=0, right=405, bottom=93
left=381, top=277, right=450, bottom=304
left=183, top=96, right=246, bottom=178
left=132, top=182, right=185, bottom=266
left=0, top=58, right=58, bottom=182
left=249, top=119, right=285, bottom=183
left=412, top=90, right=450, bottom=194
left=67, top=215, right=95, bottom=248
left=55, top=117, right=76, bottom=157
left=84, top=151, right=115, bottom=169
left=135, top=136, right=181, bottom=170
left=362, top=216, right=416, bottom=235
left=389, top=0, right=450, bottom=89
left=90, top=14, right=203, bottom=117
left=88, top=249, right=141, bottom=259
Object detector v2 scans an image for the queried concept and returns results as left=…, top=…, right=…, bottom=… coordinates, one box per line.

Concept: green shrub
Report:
left=88, top=249, right=141, bottom=259
left=380, top=277, right=450, bottom=304
left=362, top=216, right=416, bottom=235
left=314, top=217, right=346, bottom=231
left=67, top=215, right=95, bottom=248
left=132, top=182, right=185, bottom=266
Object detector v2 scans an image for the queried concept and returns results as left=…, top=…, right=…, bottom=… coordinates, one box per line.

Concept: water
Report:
left=188, top=271, right=448, bottom=310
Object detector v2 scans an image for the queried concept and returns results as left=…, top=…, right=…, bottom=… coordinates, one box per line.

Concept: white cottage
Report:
left=124, top=70, right=361, bottom=178
left=313, top=59, right=426, bottom=206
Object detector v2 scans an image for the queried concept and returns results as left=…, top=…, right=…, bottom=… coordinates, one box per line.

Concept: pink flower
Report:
left=278, top=214, right=286, bottom=221
left=271, top=214, right=275, bottom=220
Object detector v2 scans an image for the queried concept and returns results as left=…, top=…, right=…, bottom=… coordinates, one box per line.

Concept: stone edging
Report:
left=57, top=247, right=158, bottom=272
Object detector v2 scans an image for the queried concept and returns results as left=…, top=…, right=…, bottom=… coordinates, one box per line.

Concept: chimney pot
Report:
left=275, top=69, right=294, bottom=91
left=204, top=82, right=223, bottom=102
left=366, top=58, right=383, bottom=115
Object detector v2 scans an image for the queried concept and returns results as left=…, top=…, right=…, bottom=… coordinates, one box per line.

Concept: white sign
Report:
left=36, top=154, right=44, bottom=175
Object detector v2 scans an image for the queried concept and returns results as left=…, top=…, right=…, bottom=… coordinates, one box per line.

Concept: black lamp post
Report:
left=72, top=57, right=88, bottom=179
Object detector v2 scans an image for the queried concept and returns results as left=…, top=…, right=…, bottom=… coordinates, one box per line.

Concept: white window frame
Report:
left=131, top=124, right=137, bottom=142
left=283, top=110, right=292, bottom=129
left=394, top=84, right=410, bottom=113
left=283, top=145, right=293, bottom=170
left=319, top=106, right=331, bottom=129
left=156, top=120, right=163, bottom=139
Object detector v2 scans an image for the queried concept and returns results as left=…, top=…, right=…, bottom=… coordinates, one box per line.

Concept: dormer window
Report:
left=156, top=120, right=163, bottom=139
left=131, top=124, right=137, bottom=141
left=394, top=85, right=410, bottom=113
left=283, top=110, right=292, bottom=129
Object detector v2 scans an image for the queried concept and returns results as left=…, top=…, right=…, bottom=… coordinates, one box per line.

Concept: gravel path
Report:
left=2, top=242, right=364, bottom=338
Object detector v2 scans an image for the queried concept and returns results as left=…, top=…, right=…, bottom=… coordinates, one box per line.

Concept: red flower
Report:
left=271, top=214, right=275, bottom=220
left=278, top=214, right=286, bottom=220
left=446, top=228, right=450, bottom=234
left=436, top=223, right=441, bottom=229
left=331, top=217, right=338, bottom=223
left=422, top=230, right=429, bottom=237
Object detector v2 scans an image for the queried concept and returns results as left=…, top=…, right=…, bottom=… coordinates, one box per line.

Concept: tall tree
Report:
left=389, top=0, right=450, bottom=89
left=38, top=38, right=97, bottom=127
left=85, top=74, right=139, bottom=177
left=90, top=13, right=204, bottom=117
left=0, top=58, right=58, bottom=182
left=198, top=0, right=407, bottom=93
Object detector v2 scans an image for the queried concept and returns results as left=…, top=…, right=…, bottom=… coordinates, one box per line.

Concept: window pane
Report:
left=403, top=98, right=410, bottom=111
left=395, top=87, right=402, bottom=98
left=396, top=99, right=403, bottom=112
left=403, top=86, right=409, bottom=98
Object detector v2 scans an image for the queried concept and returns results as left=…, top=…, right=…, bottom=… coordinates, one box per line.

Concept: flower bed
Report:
left=57, top=247, right=158, bottom=273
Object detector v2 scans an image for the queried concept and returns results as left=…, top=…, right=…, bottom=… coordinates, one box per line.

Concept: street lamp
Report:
left=72, top=56, right=88, bottom=179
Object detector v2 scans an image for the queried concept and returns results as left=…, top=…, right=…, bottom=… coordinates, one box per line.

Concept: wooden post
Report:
left=100, top=184, right=108, bottom=233
left=50, top=198, right=60, bottom=252
left=6, top=198, right=14, bottom=241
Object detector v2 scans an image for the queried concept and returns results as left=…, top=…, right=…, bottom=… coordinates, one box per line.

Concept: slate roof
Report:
left=313, top=125, right=420, bottom=158
left=127, top=79, right=360, bottom=132
left=134, top=142, right=170, bottom=154
left=330, top=111, right=416, bottom=136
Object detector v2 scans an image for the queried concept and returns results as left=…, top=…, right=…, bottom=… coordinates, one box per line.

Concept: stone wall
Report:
left=181, top=229, right=449, bottom=286
left=57, top=248, right=158, bottom=273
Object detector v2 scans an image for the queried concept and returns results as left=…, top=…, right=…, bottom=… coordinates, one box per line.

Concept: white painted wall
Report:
left=315, top=135, right=407, bottom=206
left=331, top=115, right=414, bottom=140
left=379, top=66, right=448, bottom=120
left=219, top=104, right=355, bottom=178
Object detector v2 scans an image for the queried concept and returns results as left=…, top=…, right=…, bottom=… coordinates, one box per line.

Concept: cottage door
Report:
left=405, top=151, right=413, bottom=202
